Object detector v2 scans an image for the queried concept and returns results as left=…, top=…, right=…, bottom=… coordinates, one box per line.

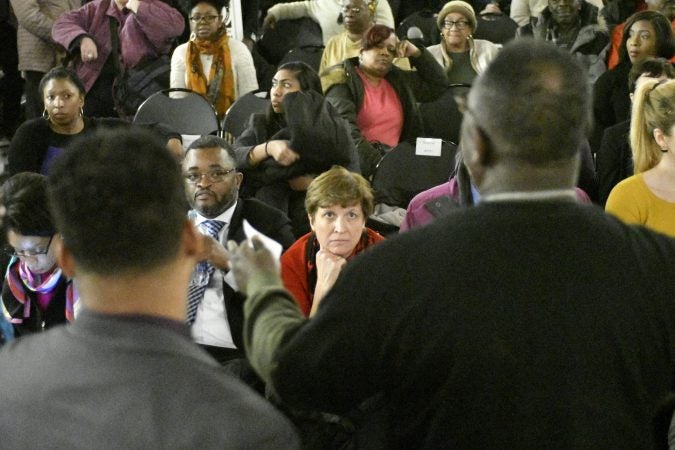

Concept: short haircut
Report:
left=305, top=166, right=374, bottom=218
left=630, top=79, right=675, bottom=173
left=361, top=24, right=395, bottom=51
left=1, top=173, right=55, bottom=238
left=277, top=61, right=322, bottom=95
left=48, top=128, right=187, bottom=275
left=185, top=135, right=236, bottom=163
left=619, top=11, right=674, bottom=66
left=468, top=38, right=591, bottom=165
left=39, top=66, right=86, bottom=98
left=627, top=57, right=675, bottom=93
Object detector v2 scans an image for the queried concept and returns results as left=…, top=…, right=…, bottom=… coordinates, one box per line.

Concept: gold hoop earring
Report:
left=42, top=109, right=50, bottom=121
left=190, top=31, right=197, bottom=41
left=79, top=106, right=84, bottom=117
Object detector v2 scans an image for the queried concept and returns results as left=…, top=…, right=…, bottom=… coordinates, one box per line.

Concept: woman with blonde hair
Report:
left=606, top=78, right=675, bottom=236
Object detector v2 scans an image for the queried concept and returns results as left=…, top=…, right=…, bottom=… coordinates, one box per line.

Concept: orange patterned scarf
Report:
left=185, top=30, right=235, bottom=119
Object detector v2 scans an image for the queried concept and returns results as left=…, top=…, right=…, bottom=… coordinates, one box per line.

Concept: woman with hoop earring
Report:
left=8, top=67, right=183, bottom=175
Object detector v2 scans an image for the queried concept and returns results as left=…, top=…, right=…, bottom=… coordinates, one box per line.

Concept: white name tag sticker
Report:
left=415, top=137, right=442, bottom=157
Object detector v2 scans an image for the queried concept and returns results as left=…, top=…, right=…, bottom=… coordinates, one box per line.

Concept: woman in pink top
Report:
left=324, top=24, right=449, bottom=179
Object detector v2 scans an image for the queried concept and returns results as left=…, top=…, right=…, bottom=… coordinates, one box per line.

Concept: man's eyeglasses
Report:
left=341, top=5, right=362, bottom=14
left=443, top=20, right=470, bottom=30
left=189, top=15, right=220, bottom=23
left=184, top=168, right=235, bottom=184
left=6, top=235, right=53, bottom=258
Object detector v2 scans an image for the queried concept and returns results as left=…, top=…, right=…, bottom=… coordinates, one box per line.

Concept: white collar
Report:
left=481, top=189, right=577, bottom=203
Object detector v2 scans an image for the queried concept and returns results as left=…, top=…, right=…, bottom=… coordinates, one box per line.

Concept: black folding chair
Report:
left=474, top=13, right=518, bottom=44
left=396, top=9, right=441, bottom=47
left=371, top=140, right=458, bottom=208
left=279, top=45, right=325, bottom=72
left=222, top=89, right=270, bottom=140
left=257, top=17, right=323, bottom=66
left=419, top=83, right=470, bottom=145
left=133, top=88, right=220, bottom=136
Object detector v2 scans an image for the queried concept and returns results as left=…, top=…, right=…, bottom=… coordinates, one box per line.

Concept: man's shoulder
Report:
left=241, top=197, right=290, bottom=220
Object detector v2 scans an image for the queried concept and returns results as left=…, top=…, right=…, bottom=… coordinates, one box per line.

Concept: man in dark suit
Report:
left=182, top=135, right=294, bottom=382
left=228, top=40, right=675, bottom=447
left=0, top=128, right=299, bottom=448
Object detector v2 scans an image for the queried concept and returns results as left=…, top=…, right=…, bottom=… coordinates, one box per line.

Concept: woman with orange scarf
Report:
left=170, top=0, right=258, bottom=119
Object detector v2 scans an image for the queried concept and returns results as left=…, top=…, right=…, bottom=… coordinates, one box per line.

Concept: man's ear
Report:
left=54, top=235, right=76, bottom=278
left=461, top=122, right=495, bottom=190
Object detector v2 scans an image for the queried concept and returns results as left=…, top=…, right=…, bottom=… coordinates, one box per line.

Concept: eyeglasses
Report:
left=443, top=20, right=470, bottom=30
left=6, top=235, right=53, bottom=258
left=184, top=168, right=235, bottom=184
left=341, top=5, right=362, bottom=14
left=189, top=15, right=220, bottom=23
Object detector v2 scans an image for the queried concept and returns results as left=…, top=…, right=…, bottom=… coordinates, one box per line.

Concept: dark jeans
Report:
left=0, top=21, right=23, bottom=137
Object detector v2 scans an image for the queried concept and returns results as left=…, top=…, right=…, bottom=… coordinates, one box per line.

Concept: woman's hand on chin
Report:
left=310, top=249, right=347, bottom=317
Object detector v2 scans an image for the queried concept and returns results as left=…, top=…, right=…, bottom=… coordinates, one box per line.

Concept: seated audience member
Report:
left=227, top=39, right=675, bottom=448
left=604, top=0, right=674, bottom=70
left=183, top=135, right=294, bottom=383
left=592, top=10, right=674, bottom=150
left=319, top=0, right=411, bottom=91
left=9, top=0, right=81, bottom=120
left=400, top=152, right=592, bottom=232
left=8, top=67, right=182, bottom=175
left=596, top=57, right=674, bottom=205
left=170, top=0, right=258, bottom=120
left=0, top=128, right=299, bottom=448
left=51, top=0, right=184, bottom=118
left=517, top=0, right=609, bottom=84
left=605, top=78, right=675, bottom=236
left=428, top=1, right=501, bottom=85
left=324, top=24, right=449, bottom=178
left=263, top=0, right=395, bottom=44
left=281, top=166, right=383, bottom=317
left=234, top=62, right=358, bottom=237
left=1, top=172, right=76, bottom=337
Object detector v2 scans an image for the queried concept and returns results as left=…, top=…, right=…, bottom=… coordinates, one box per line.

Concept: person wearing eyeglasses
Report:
left=1, top=173, right=77, bottom=338
left=262, top=0, right=395, bottom=45
left=428, top=1, right=501, bottom=85
left=181, top=135, right=294, bottom=387
left=52, top=0, right=184, bottom=118
left=170, top=0, right=258, bottom=120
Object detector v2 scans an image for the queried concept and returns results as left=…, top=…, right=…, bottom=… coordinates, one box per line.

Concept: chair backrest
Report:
left=473, top=13, right=518, bottom=44
left=372, top=140, right=458, bottom=208
left=222, top=89, right=270, bottom=140
left=257, top=17, right=323, bottom=65
left=419, top=84, right=470, bottom=144
left=279, top=45, right=325, bottom=72
left=396, top=9, right=441, bottom=47
left=133, top=88, right=220, bottom=136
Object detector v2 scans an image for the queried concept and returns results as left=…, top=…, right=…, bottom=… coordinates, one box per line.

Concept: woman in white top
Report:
left=171, top=0, right=258, bottom=120
left=263, top=0, right=395, bottom=44
left=427, top=1, right=500, bottom=85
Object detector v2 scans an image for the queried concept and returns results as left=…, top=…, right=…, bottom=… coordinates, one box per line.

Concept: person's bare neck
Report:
left=75, top=260, right=191, bottom=321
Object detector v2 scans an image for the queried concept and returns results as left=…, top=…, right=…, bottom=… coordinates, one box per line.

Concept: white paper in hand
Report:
left=223, top=219, right=283, bottom=291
